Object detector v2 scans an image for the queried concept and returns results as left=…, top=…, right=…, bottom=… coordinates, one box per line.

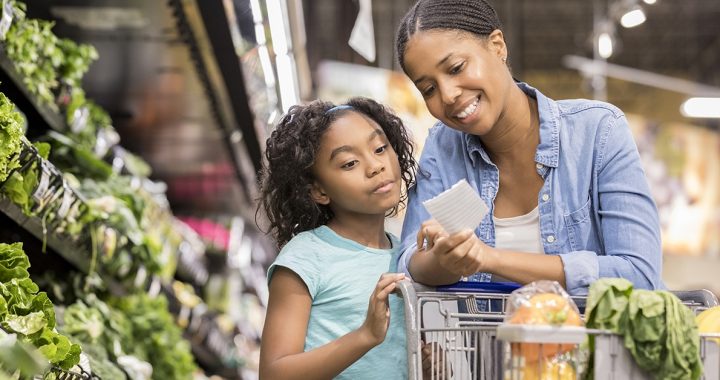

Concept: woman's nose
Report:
left=439, top=81, right=461, bottom=106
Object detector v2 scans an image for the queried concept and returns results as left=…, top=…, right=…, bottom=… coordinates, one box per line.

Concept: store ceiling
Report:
left=25, top=0, right=254, bottom=217
left=304, top=0, right=720, bottom=95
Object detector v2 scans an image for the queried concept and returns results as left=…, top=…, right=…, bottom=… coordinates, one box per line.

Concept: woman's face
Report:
left=403, top=29, right=512, bottom=136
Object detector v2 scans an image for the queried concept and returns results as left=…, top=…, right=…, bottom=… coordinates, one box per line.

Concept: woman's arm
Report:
left=558, top=113, right=662, bottom=294
left=259, top=267, right=403, bottom=380
left=416, top=225, right=566, bottom=287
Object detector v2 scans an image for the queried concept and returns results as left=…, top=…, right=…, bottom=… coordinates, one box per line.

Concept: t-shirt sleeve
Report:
left=267, top=240, right=322, bottom=298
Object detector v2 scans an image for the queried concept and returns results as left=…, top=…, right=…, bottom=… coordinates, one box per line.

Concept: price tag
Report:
left=57, top=183, right=74, bottom=218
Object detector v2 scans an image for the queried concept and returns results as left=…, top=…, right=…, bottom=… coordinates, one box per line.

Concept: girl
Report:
left=394, top=0, right=663, bottom=296
left=258, top=97, right=417, bottom=379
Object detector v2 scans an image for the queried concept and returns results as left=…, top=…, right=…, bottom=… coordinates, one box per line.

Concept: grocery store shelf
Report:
left=0, top=197, right=90, bottom=273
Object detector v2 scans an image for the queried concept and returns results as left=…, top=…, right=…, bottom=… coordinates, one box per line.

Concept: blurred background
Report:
left=0, top=0, right=718, bottom=378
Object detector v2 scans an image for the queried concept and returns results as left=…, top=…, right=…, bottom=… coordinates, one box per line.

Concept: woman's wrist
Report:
left=480, top=245, right=501, bottom=274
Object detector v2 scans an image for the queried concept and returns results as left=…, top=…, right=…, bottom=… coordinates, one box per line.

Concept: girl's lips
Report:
left=373, top=181, right=395, bottom=194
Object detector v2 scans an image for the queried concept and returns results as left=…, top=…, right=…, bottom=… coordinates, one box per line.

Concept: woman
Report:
left=395, top=0, right=663, bottom=295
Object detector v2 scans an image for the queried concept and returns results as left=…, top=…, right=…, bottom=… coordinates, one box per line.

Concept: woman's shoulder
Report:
left=424, top=120, right=467, bottom=148
left=555, top=98, right=624, bottom=119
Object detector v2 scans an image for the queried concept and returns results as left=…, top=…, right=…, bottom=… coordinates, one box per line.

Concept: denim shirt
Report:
left=399, top=82, right=664, bottom=295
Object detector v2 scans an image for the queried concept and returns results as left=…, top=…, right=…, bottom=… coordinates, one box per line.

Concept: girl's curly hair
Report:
left=257, top=97, right=417, bottom=248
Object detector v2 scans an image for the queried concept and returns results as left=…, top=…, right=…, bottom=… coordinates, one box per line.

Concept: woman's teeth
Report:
left=456, top=98, right=479, bottom=119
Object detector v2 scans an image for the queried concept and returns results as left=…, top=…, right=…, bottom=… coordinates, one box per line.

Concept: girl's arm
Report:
left=259, top=267, right=403, bottom=380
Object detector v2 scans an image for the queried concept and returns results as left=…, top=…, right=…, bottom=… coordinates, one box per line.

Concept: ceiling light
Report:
left=620, top=7, right=646, bottom=28
left=598, top=32, right=614, bottom=59
left=643, top=0, right=657, bottom=4
left=680, top=97, right=720, bottom=118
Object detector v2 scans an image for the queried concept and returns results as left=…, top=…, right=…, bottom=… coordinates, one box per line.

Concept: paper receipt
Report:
left=422, top=179, right=489, bottom=234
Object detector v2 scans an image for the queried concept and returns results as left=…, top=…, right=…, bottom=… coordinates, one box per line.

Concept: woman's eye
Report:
left=341, top=160, right=358, bottom=169
left=375, top=144, right=388, bottom=154
left=449, top=62, right=464, bottom=75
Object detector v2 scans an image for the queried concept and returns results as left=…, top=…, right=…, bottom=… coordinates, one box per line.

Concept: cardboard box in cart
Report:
left=395, top=280, right=720, bottom=380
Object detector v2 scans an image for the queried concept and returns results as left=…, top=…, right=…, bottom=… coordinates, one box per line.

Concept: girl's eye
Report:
left=341, top=160, right=358, bottom=169
left=375, top=144, right=388, bottom=154
left=449, top=62, right=464, bottom=75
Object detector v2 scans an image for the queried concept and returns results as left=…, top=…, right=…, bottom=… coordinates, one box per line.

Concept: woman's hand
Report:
left=417, top=219, right=448, bottom=251
left=359, top=273, right=405, bottom=346
left=431, top=229, right=493, bottom=277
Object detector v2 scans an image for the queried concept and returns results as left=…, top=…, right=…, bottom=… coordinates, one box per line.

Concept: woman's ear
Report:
left=310, top=182, right=330, bottom=205
left=487, top=29, right=507, bottom=59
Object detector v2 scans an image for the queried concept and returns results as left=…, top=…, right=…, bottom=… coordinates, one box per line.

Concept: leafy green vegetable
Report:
left=109, top=293, right=197, bottom=380
left=585, top=278, right=703, bottom=380
left=4, top=13, right=62, bottom=110
left=1, top=141, right=51, bottom=215
left=0, top=243, right=82, bottom=369
left=0, top=92, right=24, bottom=183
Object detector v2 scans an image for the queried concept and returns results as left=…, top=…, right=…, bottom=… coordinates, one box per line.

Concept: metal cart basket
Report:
left=395, top=280, right=719, bottom=380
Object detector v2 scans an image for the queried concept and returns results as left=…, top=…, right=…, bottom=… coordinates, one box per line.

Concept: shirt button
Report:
left=536, top=163, right=544, bottom=170
left=546, top=235, right=556, bottom=243
left=542, top=194, right=550, bottom=202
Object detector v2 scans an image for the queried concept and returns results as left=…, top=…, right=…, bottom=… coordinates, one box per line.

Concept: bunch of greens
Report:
left=59, top=300, right=127, bottom=380
left=0, top=329, right=48, bottom=379
left=0, top=92, right=23, bottom=183
left=4, top=8, right=63, bottom=111
left=0, top=243, right=81, bottom=370
left=0, top=141, right=49, bottom=216
left=56, top=38, right=97, bottom=90
left=584, top=278, right=702, bottom=380
left=109, top=293, right=197, bottom=380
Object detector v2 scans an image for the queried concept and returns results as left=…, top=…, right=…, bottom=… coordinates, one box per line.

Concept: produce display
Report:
left=0, top=1, right=251, bottom=378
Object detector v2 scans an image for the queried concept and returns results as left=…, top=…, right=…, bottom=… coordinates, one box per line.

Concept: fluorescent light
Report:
left=643, top=0, right=656, bottom=4
left=620, top=8, right=646, bottom=28
left=266, top=0, right=289, bottom=54
left=598, top=32, right=614, bottom=59
left=680, top=97, right=720, bottom=118
left=276, top=54, right=300, bottom=111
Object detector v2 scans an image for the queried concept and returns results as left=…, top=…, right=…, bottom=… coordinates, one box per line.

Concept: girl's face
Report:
left=403, top=29, right=512, bottom=136
left=310, top=111, right=402, bottom=218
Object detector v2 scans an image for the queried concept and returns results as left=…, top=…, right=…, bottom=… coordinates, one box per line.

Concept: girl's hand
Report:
left=359, top=273, right=405, bottom=346
left=421, top=341, right=450, bottom=379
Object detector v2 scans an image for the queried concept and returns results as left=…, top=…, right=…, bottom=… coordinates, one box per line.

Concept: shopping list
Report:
left=422, top=179, right=489, bottom=234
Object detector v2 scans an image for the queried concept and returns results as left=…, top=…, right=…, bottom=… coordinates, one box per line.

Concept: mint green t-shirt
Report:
left=267, top=225, right=408, bottom=379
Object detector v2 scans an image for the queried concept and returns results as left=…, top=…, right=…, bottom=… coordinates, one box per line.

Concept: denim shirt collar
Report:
left=464, top=81, right=560, bottom=169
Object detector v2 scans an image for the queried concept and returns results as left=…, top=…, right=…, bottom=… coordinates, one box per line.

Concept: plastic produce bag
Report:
left=504, top=281, right=584, bottom=380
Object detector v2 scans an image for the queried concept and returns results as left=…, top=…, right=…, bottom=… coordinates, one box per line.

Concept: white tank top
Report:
left=492, top=206, right=545, bottom=254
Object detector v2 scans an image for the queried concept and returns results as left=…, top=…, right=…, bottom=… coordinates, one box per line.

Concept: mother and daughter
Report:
left=257, top=0, right=663, bottom=378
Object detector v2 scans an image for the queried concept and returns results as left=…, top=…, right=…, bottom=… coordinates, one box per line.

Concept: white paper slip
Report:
left=422, top=179, right=489, bottom=234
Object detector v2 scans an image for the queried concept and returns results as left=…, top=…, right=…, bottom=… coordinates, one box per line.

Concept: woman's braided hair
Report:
left=395, top=0, right=503, bottom=72
left=257, top=97, right=417, bottom=248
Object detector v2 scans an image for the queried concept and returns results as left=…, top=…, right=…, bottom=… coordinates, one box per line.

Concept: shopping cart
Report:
left=395, top=279, right=719, bottom=380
